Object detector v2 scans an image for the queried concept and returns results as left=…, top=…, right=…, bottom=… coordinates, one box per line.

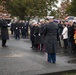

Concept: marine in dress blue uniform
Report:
left=44, top=16, right=58, bottom=63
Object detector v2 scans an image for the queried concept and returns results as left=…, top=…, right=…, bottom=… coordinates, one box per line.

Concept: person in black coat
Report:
left=33, top=23, right=41, bottom=50
left=30, top=22, right=36, bottom=48
left=58, top=21, right=64, bottom=47
left=25, top=21, right=29, bottom=36
left=0, top=19, right=9, bottom=47
left=69, top=21, right=76, bottom=54
left=10, top=22, right=15, bottom=35
left=39, top=19, right=45, bottom=51
left=20, top=20, right=27, bottom=38
left=44, top=16, right=58, bottom=63
left=13, top=20, right=20, bottom=39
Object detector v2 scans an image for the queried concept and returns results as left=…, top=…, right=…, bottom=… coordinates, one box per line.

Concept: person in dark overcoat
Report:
left=58, top=21, right=64, bottom=47
left=39, top=19, right=45, bottom=51
left=13, top=20, right=20, bottom=39
left=44, top=16, right=58, bottom=63
left=25, top=21, right=29, bottom=36
left=19, top=20, right=26, bottom=38
left=33, top=23, right=41, bottom=50
left=30, top=22, right=36, bottom=48
left=0, top=19, right=9, bottom=47
left=10, top=22, right=15, bottom=35
left=69, top=21, right=76, bottom=54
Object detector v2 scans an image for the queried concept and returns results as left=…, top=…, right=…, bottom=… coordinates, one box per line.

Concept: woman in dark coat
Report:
left=0, top=19, right=9, bottom=47
left=44, top=16, right=58, bottom=63
left=30, top=23, right=36, bottom=48
left=33, top=24, right=41, bottom=50
left=39, top=23, right=45, bottom=51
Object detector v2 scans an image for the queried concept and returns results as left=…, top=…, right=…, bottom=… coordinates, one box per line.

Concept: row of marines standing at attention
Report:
left=0, top=19, right=29, bottom=47
left=10, top=20, right=29, bottom=39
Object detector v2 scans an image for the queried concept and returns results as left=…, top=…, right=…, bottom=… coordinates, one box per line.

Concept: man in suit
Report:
left=44, top=16, right=58, bottom=63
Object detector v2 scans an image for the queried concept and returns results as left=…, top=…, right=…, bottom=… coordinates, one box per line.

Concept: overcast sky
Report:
left=56, top=0, right=72, bottom=7
left=56, top=0, right=61, bottom=7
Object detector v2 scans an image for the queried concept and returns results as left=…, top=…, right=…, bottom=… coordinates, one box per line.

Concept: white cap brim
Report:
left=47, top=16, right=54, bottom=19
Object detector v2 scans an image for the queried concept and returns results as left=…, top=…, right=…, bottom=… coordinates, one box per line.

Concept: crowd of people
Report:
left=28, top=16, right=58, bottom=63
left=0, top=18, right=29, bottom=47
left=29, top=18, right=76, bottom=54
left=10, top=20, right=29, bottom=39
left=0, top=16, right=76, bottom=64
left=58, top=20, right=76, bottom=54
left=29, top=16, right=76, bottom=63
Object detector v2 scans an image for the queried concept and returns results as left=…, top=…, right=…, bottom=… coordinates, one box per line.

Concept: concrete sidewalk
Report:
left=0, top=37, right=76, bottom=75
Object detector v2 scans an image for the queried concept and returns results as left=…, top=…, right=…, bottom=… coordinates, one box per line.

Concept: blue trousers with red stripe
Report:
left=47, top=53, right=56, bottom=63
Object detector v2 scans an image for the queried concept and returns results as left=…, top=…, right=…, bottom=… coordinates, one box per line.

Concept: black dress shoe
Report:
left=52, top=62, right=56, bottom=64
left=30, top=46, right=33, bottom=48
left=2, top=45, right=8, bottom=47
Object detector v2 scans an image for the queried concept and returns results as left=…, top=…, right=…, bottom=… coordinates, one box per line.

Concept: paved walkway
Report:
left=0, top=36, right=76, bottom=75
